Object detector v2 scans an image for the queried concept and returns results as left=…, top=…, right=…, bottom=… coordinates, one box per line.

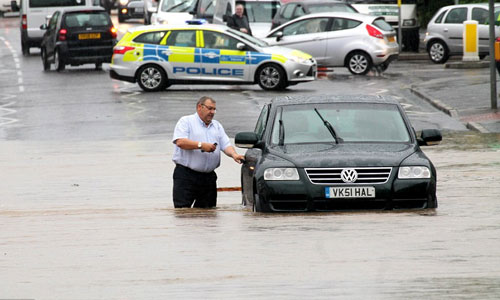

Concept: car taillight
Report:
left=22, top=15, right=27, bottom=30
left=111, top=27, right=118, bottom=39
left=366, top=24, right=383, bottom=39
left=113, top=45, right=135, bottom=54
left=58, top=28, right=67, bottom=41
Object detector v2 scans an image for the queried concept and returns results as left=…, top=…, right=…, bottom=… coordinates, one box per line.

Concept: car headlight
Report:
left=264, top=168, right=300, bottom=181
left=398, top=166, right=431, bottom=179
left=288, top=56, right=308, bottom=64
left=119, top=0, right=129, bottom=5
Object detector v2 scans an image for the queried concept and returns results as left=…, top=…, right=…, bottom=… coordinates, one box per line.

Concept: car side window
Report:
left=293, top=5, right=305, bottom=18
left=203, top=31, right=239, bottom=50
left=434, top=9, right=447, bottom=24
left=331, top=18, right=361, bottom=31
left=281, top=4, right=294, bottom=19
left=282, top=17, right=329, bottom=36
left=166, top=30, right=197, bottom=47
left=472, top=8, right=488, bottom=25
left=254, top=104, right=269, bottom=139
left=444, top=7, right=467, bottom=24
left=49, top=11, right=59, bottom=30
left=134, top=31, right=168, bottom=44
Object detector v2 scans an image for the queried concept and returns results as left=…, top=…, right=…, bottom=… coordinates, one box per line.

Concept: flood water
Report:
left=1, top=132, right=500, bottom=299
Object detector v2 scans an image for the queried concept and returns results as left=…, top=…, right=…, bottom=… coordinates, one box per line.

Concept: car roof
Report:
left=270, top=95, right=401, bottom=106
left=285, top=0, right=349, bottom=4
left=59, top=7, right=107, bottom=13
left=440, top=3, right=500, bottom=9
left=288, top=11, right=375, bottom=22
left=128, top=23, right=231, bottom=34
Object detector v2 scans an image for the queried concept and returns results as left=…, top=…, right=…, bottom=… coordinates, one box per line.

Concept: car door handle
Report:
left=443, top=28, right=448, bottom=32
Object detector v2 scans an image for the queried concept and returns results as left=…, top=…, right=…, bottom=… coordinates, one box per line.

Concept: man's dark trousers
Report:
left=173, top=164, right=217, bottom=208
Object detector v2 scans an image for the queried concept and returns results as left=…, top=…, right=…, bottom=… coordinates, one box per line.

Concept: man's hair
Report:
left=197, top=96, right=215, bottom=107
left=235, top=3, right=244, bottom=9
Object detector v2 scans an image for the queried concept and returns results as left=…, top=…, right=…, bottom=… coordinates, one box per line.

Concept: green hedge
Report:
left=418, top=0, right=500, bottom=28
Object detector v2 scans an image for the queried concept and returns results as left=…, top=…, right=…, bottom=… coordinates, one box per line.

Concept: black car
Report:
left=235, top=95, right=442, bottom=212
left=40, top=7, right=117, bottom=71
left=271, top=0, right=357, bottom=30
left=118, top=0, right=144, bottom=22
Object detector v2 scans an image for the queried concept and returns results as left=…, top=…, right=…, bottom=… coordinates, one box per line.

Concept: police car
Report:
left=109, top=20, right=317, bottom=92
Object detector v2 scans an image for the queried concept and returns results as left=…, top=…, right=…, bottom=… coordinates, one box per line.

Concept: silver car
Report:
left=109, top=22, right=317, bottom=91
left=424, top=3, right=500, bottom=64
left=263, top=12, right=399, bottom=75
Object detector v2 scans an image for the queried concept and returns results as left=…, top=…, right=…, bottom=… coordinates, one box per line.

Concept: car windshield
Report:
left=227, top=28, right=269, bottom=47
left=64, top=11, right=110, bottom=27
left=161, top=0, right=197, bottom=12
left=244, top=1, right=280, bottom=23
left=308, top=3, right=357, bottom=14
left=270, top=103, right=410, bottom=144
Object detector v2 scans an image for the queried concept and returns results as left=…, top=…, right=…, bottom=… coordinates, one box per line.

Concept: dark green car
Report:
left=235, top=95, right=442, bottom=212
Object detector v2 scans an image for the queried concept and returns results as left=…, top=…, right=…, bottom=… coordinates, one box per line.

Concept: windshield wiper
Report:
left=314, top=108, right=343, bottom=144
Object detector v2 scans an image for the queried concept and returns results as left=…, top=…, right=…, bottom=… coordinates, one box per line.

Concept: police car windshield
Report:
left=227, top=28, right=269, bottom=47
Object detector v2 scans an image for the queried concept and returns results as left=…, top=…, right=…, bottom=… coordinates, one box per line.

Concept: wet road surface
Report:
left=1, top=133, right=500, bottom=299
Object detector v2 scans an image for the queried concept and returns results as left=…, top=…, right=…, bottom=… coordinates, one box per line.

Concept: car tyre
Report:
left=253, top=192, right=270, bottom=213
left=428, top=40, right=449, bottom=64
left=137, top=64, right=168, bottom=92
left=347, top=51, right=372, bottom=75
left=41, top=48, right=50, bottom=71
left=426, top=194, right=438, bottom=209
left=95, top=62, right=102, bottom=70
left=118, top=14, right=125, bottom=23
left=22, top=41, right=30, bottom=56
left=257, top=64, right=287, bottom=91
left=54, top=49, right=65, bottom=72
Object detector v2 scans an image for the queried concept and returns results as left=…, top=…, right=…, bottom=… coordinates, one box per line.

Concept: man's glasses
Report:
left=202, top=104, right=217, bottom=112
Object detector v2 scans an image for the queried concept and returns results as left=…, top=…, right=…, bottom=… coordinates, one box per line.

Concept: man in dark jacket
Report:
left=226, top=4, right=252, bottom=36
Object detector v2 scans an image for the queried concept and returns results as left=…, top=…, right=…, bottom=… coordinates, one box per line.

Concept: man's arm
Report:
left=175, top=138, right=216, bottom=152
left=226, top=15, right=238, bottom=30
left=223, top=146, right=245, bottom=164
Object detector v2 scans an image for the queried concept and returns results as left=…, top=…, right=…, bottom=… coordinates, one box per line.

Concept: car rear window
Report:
left=64, top=12, right=110, bottom=27
left=372, top=18, right=393, bottom=31
left=308, top=3, right=357, bottom=14
left=29, top=0, right=86, bottom=8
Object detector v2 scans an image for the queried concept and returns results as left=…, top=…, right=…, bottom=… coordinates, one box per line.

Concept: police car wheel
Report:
left=347, top=51, right=372, bottom=75
left=137, top=65, right=168, bottom=92
left=257, top=64, right=287, bottom=91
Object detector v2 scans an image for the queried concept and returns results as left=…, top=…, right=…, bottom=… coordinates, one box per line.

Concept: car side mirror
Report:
left=11, top=0, right=19, bottom=12
left=235, top=132, right=258, bottom=148
left=236, top=42, right=246, bottom=50
left=275, top=31, right=283, bottom=42
left=418, top=129, right=442, bottom=146
left=40, top=23, right=48, bottom=30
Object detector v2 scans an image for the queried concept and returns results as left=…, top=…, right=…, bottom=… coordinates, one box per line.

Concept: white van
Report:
left=13, top=0, right=100, bottom=55
left=213, top=0, right=280, bottom=38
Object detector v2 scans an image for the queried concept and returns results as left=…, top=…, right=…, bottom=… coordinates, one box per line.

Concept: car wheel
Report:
left=347, top=51, right=372, bottom=75
left=253, top=193, right=270, bottom=212
left=41, top=48, right=50, bottom=71
left=54, top=49, right=65, bottom=72
left=257, top=64, right=287, bottom=91
left=379, top=62, right=389, bottom=72
left=22, top=41, right=29, bottom=56
left=95, top=62, right=102, bottom=70
left=137, top=64, right=167, bottom=92
left=118, top=14, right=125, bottom=23
left=428, top=40, right=449, bottom=64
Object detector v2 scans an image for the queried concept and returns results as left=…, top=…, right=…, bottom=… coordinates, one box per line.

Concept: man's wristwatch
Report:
left=197, top=142, right=202, bottom=149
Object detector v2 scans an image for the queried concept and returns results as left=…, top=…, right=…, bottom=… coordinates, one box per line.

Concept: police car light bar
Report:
left=186, top=19, right=207, bottom=25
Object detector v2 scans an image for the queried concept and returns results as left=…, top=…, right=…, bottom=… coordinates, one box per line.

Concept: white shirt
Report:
left=172, top=113, right=231, bottom=173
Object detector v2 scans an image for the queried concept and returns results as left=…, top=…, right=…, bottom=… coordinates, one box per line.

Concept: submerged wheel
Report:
left=136, top=64, right=168, bottom=92
left=41, top=48, right=50, bottom=71
left=347, top=51, right=372, bottom=75
left=428, top=40, right=449, bottom=64
left=54, top=49, right=65, bottom=72
left=257, top=64, right=287, bottom=91
left=253, top=193, right=270, bottom=212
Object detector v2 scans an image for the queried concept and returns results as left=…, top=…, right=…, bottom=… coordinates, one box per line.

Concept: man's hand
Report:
left=201, top=142, right=217, bottom=153
left=240, top=28, right=248, bottom=33
left=232, top=153, right=245, bottom=164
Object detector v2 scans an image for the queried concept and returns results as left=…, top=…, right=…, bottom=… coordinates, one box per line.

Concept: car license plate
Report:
left=325, top=187, right=375, bottom=198
left=78, top=33, right=101, bottom=40
left=388, top=36, right=395, bottom=43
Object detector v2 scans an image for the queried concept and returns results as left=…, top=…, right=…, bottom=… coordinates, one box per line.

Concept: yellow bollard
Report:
left=463, top=20, right=479, bottom=61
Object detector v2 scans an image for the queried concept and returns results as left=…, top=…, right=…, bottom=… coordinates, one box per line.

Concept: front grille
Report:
left=305, top=167, right=392, bottom=185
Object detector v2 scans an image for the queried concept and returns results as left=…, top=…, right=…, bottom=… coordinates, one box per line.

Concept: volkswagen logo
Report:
left=340, top=168, right=358, bottom=183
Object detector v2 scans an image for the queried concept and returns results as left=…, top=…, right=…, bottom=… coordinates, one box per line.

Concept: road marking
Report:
left=0, top=100, right=19, bottom=127
left=0, top=36, right=24, bottom=93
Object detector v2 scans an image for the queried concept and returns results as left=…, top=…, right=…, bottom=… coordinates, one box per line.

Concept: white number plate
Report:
left=325, top=187, right=375, bottom=199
